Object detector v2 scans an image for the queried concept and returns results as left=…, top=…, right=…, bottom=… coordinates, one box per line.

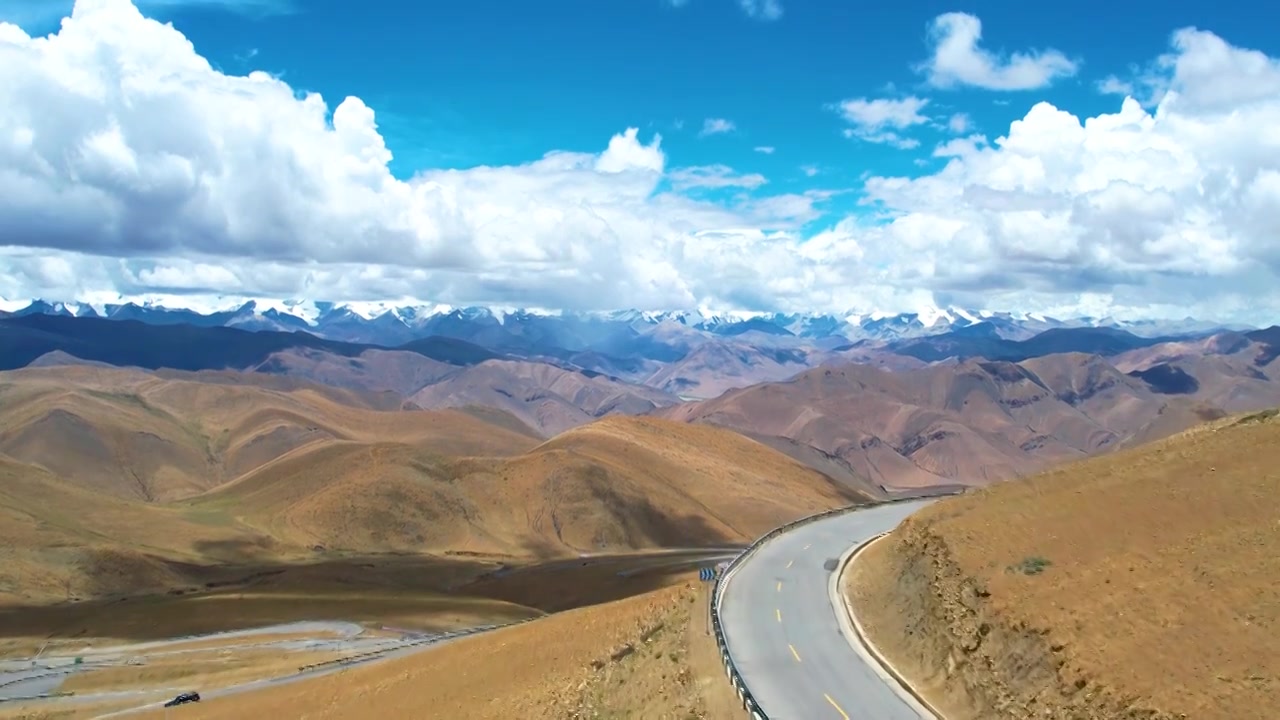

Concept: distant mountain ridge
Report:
left=0, top=297, right=1251, bottom=350
left=2, top=309, right=1277, bottom=493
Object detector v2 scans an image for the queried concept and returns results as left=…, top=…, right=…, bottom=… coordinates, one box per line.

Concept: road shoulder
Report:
left=834, top=533, right=942, bottom=719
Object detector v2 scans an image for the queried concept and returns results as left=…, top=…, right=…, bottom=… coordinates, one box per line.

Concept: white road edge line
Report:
left=829, top=531, right=944, bottom=720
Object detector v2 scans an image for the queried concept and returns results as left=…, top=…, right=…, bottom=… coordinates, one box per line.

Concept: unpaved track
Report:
left=0, top=621, right=390, bottom=707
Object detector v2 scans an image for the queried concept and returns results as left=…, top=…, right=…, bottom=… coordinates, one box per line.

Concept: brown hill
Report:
left=197, top=415, right=865, bottom=557
left=0, top=365, right=540, bottom=503
left=1109, top=330, right=1256, bottom=372
left=409, top=359, right=679, bottom=436
left=661, top=352, right=1249, bottom=490
left=0, top=453, right=275, bottom=604
left=0, top=367, right=860, bottom=605
left=249, top=347, right=457, bottom=398
left=642, top=341, right=812, bottom=399
left=1115, top=332, right=1280, bottom=413
left=849, top=406, right=1280, bottom=719
left=251, top=349, right=679, bottom=435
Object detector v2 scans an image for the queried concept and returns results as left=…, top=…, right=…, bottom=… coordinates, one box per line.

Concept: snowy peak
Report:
left=0, top=297, right=1251, bottom=348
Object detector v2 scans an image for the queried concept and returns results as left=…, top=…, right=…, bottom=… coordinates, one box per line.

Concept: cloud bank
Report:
left=1, top=1, right=1279, bottom=324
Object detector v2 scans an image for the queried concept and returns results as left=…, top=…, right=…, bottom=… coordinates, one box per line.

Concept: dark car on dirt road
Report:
left=164, top=691, right=201, bottom=707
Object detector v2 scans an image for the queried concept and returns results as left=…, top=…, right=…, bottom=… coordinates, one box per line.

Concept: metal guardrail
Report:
left=0, top=669, right=69, bottom=692
left=709, top=493, right=963, bottom=719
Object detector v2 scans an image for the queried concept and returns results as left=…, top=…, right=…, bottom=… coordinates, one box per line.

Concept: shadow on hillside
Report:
left=189, top=536, right=284, bottom=563
left=0, top=547, right=736, bottom=645
left=583, top=474, right=735, bottom=550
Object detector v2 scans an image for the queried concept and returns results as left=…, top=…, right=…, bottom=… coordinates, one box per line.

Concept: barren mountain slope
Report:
left=198, top=415, right=865, bottom=557
left=0, top=455, right=273, bottom=603
left=661, top=363, right=1051, bottom=489
left=1115, top=333, right=1280, bottom=413
left=662, top=352, right=1251, bottom=490
left=850, top=407, right=1280, bottom=720
left=250, top=347, right=457, bottom=397
left=825, top=343, right=931, bottom=372
left=643, top=341, right=812, bottom=399
left=1109, top=330, right=1256, bottom=372
left=0, top=366, right=859, bottom=606
left=0, top=366, right=541, bottom=502
left=409, top=359, right=680, bottom=436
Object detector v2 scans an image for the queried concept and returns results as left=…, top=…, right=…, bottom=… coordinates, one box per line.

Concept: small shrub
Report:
left=1235, top=408, right=1280, bottom=426
left=1008, top=556, right=1053, bottom=576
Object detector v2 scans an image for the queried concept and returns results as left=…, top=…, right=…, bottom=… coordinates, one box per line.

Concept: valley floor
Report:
left=0, top=582, right=742, bottom=720
left=0, top=551, right=738, bottom=719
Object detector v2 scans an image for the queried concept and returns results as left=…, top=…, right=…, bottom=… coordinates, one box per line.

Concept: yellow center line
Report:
left=776, top=581, right=782, bottom=592
left=824, top=693, right=851, bottom=720
left=776, top=608, right=782, bottom=622
left=788, top=644, right=802, bottom=662
left=786, top=559, right=794, bottom=569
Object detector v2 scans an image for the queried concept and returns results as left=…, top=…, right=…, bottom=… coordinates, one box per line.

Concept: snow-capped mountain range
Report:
left=0, top=296, right=1247, bottom=348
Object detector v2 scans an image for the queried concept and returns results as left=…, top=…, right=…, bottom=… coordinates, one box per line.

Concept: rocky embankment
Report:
left=848, top=520, right=1180, bottom=720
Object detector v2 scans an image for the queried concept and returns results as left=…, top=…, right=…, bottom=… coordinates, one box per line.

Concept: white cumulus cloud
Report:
left=1, top=2, right=1280, bottom=325
left=920, top=12, right=1080, bottom=91
left=836, top=96, right=930, bottom=149
left=1097, top=75, right=1135, bottom=96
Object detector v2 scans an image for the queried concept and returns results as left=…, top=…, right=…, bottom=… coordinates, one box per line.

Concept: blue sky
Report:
left=1, top=0, right=1279, bottom=320
left=6, top=0, right=1270, bottom=187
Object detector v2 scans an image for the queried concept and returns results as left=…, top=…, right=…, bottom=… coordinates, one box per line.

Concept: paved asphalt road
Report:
left=719, top=500, right=935, bottom=720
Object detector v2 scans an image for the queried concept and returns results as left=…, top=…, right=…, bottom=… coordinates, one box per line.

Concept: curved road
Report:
left=719, top=500, right=935, bottom=720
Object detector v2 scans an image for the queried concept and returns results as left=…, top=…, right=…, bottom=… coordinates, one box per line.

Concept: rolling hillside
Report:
left=0, top=366, right=541, bottom=503
left=661, top=349, right=1262, bottom=490
left=3, top=316, right=690, bottom=434
left=408, top=360, right=680, bottom=435
left=0, top=367, right=862, bottom=604
left=642, top=341, right=814, bottom=399
left=849, top=406, right=1280, bottom=719
left=195, top=415, right=866, bottom=557
left=0, top=455, right=265, bottom=604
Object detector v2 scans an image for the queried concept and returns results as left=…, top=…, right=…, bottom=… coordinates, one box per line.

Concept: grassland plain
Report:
left=848, top=407, right=1280, bottom=720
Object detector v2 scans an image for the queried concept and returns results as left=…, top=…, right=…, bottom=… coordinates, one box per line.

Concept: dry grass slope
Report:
left=125, top=582, right=742, bottom=720
left=850, top=407, right=1280, bottom=720
left=0, top=455, right=265, bottom=603
left=0, top=365, right=542, bottom=503
left=0, top=365, right=542, bottom=603
left=509, top=416, right=867, bottom=548
left=0, top=366, right=859, bottom=608
left=199, top=414, right=866, bottom=559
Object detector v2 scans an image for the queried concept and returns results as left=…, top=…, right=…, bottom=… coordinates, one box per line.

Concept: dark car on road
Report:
left=164, top=691, right=201, bottom=707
